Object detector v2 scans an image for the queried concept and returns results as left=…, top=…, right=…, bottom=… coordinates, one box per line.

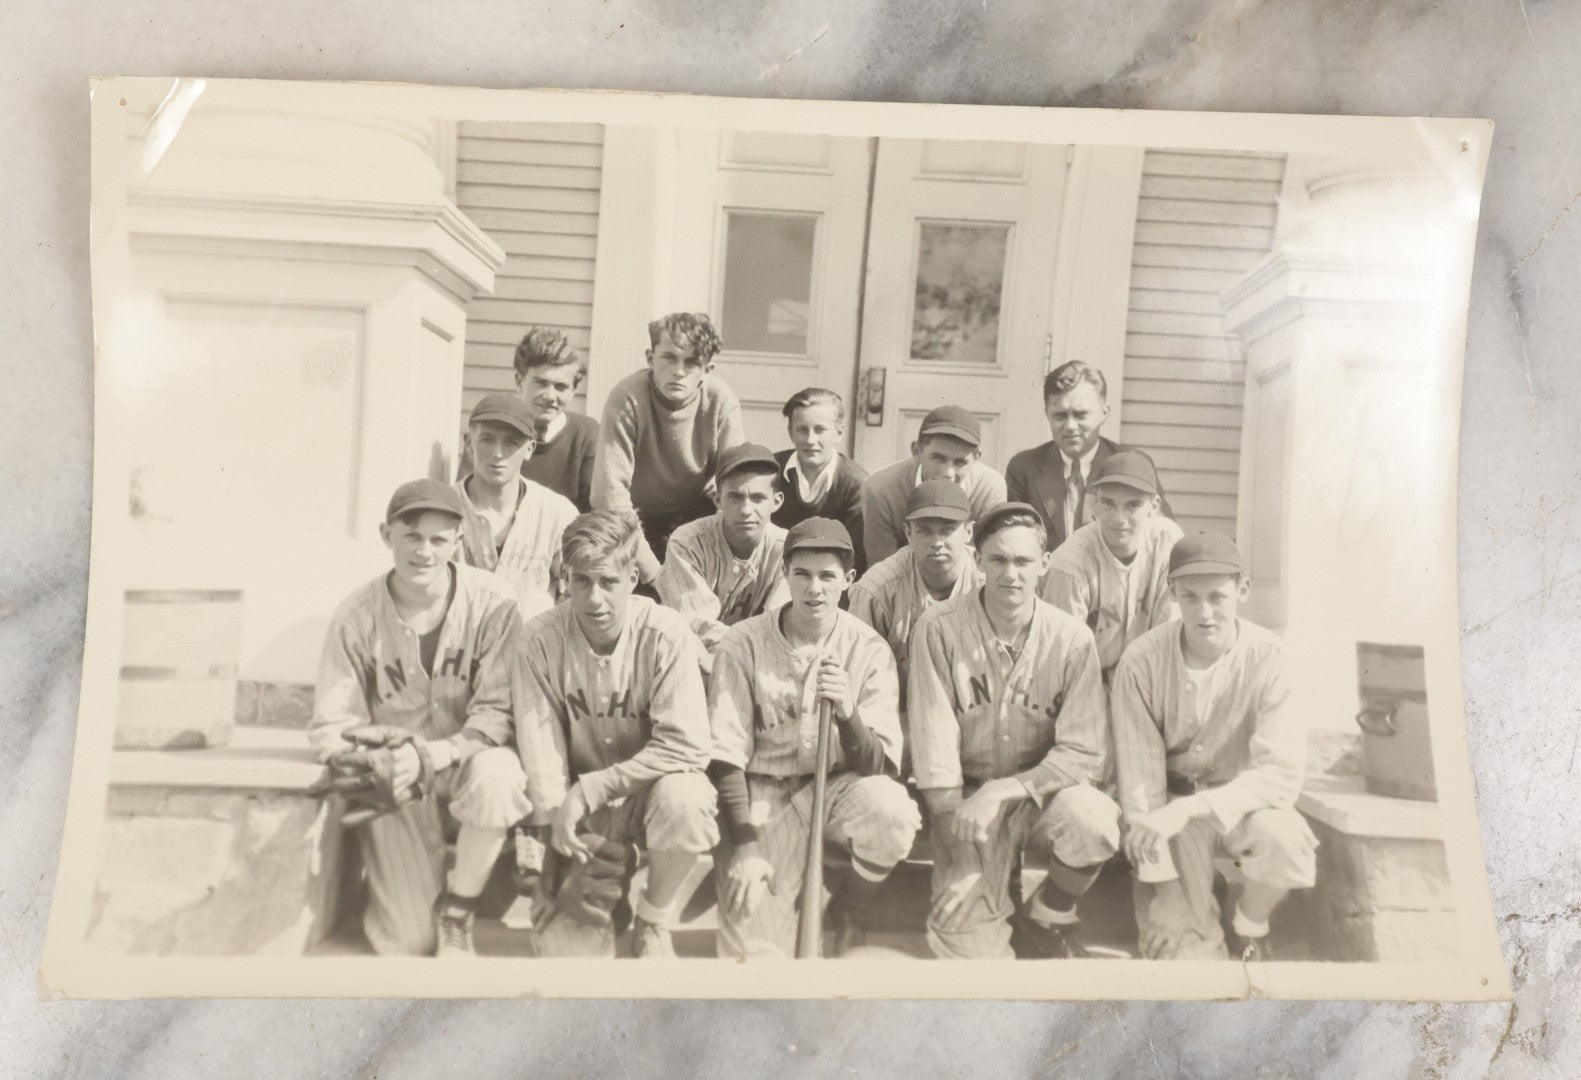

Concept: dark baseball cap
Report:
left=973, top=501, right=1044, bottom=545
left=1168, top=532, right=1244, bottom=579
left=386, top=478, right=465, bottom=523
left=469, top=393, right=536, bottom=437
left=783, top=516, right=854, bottom=558
left=1088, top=451, right=1159, bottom=496
left=715, top=442, right=780, bottom=485
left=905, top=478, right=971, bottom=522
left=918, top=405, right=981, bottom=447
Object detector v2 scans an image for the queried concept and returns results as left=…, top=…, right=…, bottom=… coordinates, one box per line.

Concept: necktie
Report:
left=1065, top=459, right=1084, bottom=539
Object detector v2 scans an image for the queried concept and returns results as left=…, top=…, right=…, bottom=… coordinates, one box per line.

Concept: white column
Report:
left=1221, top=154, right=1472, bottom=734
left=94, top=83, right=505, bottom=683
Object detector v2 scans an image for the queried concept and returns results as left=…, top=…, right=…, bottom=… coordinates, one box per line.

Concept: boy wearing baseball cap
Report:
left=908, top=502, right=1121, bottom=959
left=848, top=478, right=983, bottom=693
left=707, top=518, right=921, bottom=957
left=859, top=405, right=1007, bottom=566
left=454, top=393, right=579, bottom=620
left=1039, top=451, right=1184, bottom=682
left=591, top=313, right=745, bottom=583
left=654, top=442, right=791, bottom=667
left=307, top=479, right=532, bottom=956
left=1111, top=533, right=1317, bottom=961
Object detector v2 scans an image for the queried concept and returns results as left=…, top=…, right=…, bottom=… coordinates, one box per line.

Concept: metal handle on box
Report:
left=1355, top=705, right=1398, bottom=737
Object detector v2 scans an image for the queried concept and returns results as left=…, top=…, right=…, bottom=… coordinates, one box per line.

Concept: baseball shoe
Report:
left=1011, top=913, right=1087, bottom=960
left=1226, top=933, right=1272, bottom=962
left=630, top=917, right=675, bottom=959
left=828, top=898, right=868, bottom=957
left=435, top=902, right=477, bottom=959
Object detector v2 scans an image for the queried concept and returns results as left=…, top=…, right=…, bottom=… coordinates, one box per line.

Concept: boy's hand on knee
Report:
left=724, top=844, right=775, bottom=921
left=550, top=786, right=593, bottom=862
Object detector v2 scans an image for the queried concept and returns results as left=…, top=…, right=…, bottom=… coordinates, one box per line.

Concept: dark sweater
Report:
left=524, top=411, right=599, bottom=513
left=772, top=449, right=869, bottom=575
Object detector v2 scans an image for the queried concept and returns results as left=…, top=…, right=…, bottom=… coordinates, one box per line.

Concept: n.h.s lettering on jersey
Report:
left=906, top=591, right=1108, bottom=800
left=308, top=564, right=520, bottom=760
left=473, top=595, right=712, bottom=823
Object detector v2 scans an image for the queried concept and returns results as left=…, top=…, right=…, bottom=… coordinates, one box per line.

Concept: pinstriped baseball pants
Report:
left=356, top=751, right=535, bottom=956
left=927, top=784, right=1121, bottom=960
left=533, top=770, right=720, bottom=958
left=1132, top=804, right=1318, bottom=959
left=715, top=771, right=922, bottom=959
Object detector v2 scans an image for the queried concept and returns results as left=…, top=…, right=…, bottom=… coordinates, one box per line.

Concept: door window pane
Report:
left=910, top=222, right=1009, bottom=366
left=721, top=211, right=816, bottom=354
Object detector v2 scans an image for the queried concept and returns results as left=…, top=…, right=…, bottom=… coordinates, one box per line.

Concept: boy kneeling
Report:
left=307, top=480, right=529, bottom=956
left=1112, top=533, right=1317, bottom=961
left=708, top=518, right=921, bottom=958
left=908, top=503, right=1120, bottom=959
left=445, top=510, right=719, bottom=957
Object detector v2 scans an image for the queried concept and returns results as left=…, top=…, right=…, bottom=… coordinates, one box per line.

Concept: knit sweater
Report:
left=860, top=458, right=1007, bottom=565
left=771, top=448, right=868, bottom=575
left=591, top=369, right=744, bottom=519
left=523, top=410, right=599, bottom=513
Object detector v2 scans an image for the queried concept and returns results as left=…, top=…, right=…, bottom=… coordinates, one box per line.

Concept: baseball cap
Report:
left=1168, top=532, right=1244, bottom=579
left=973, top=501, right=1043, bottom=544
left=905, top=478, right=971, bottom=522
left=386, top=478, right=465, bottom=523
left=469, top=393, right=536, bottom=437
left=783, top=516, right=854, bottom=558
left=1088, top=451, right=1160, bottom=496
left=715, top=442, right=779, bottom=485
left=918, top=405, right=981, bottom=448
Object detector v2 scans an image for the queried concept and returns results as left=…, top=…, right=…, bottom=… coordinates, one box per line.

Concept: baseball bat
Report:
left=795, top=698, right=835, bottom=959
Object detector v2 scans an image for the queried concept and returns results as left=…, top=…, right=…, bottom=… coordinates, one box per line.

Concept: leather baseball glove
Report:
left=530, top=832, right=636, bottom=932
left=307, top=724, right=436, bottom=827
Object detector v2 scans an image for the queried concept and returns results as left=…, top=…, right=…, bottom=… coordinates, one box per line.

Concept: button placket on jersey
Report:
left=796, top=650, right=823, bottom=773
left=594, top=654, right=617, bottom=760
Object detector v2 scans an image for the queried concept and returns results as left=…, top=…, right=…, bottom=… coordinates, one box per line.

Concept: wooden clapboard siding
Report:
left=455, top=122, right=604, bottom=431
left=1121, top=150, right=1286, bottom=540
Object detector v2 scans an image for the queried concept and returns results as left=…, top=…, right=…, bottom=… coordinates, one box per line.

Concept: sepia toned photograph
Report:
left=42, top=77, right=1504, bottom=1000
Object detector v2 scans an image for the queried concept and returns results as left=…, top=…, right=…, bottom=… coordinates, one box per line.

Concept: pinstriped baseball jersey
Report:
left=709, top=608, right=903, bottom=777
left=1111, top=617, right=1306, bottom=831
left=907, top=591, right=1108, bottom=801
left=653, top=513, right=790, bottom=634
left=478, top=595, right=712, bottom=824
left=847, top=547, right=982, bottom=690
left=307, top=563, right=520, bottom=760
left=1038, top=516, right=1183, bottom=674
left=453, top=475, right=577, bottom=619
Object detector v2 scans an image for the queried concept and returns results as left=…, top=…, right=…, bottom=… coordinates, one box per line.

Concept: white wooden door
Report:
left=667, top=130, right=875, bottom=449
left=851, top=140, right=1069, bottom=474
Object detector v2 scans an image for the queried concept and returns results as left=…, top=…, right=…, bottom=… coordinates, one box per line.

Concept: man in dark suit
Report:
left=1005, top=361, right=1172, bottom=551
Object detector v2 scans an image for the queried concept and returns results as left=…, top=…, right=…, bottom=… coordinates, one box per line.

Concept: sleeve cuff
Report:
left=1196, top=786, right=1250, bottom=833
left=1013, top=764, right=1061, bottom=806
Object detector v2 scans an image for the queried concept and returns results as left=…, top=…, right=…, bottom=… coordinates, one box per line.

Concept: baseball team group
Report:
left=305, top=311, right=1317, bottom=964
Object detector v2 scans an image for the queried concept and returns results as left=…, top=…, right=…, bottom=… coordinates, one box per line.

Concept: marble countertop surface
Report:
left=3, top=1, right=1577, bottom=1076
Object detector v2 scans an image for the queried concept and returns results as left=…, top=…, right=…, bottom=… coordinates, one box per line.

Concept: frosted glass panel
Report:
left=721, top=212, right=816, bottom=355
left=910, top=222, right=1009, bottom=366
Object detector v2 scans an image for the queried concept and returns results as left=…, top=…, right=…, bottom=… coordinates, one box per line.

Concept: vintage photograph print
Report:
left=42, top=77, right=1506, bottom=1000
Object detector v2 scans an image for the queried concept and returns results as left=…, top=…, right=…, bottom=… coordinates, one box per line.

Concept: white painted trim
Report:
left=586, top=125, right=676, bottom=420
left=1045, top=145, right=1144, bottom=410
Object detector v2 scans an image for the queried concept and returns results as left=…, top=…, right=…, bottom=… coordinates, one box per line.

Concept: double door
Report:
left=666, top=131, right=1069, bottom=474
